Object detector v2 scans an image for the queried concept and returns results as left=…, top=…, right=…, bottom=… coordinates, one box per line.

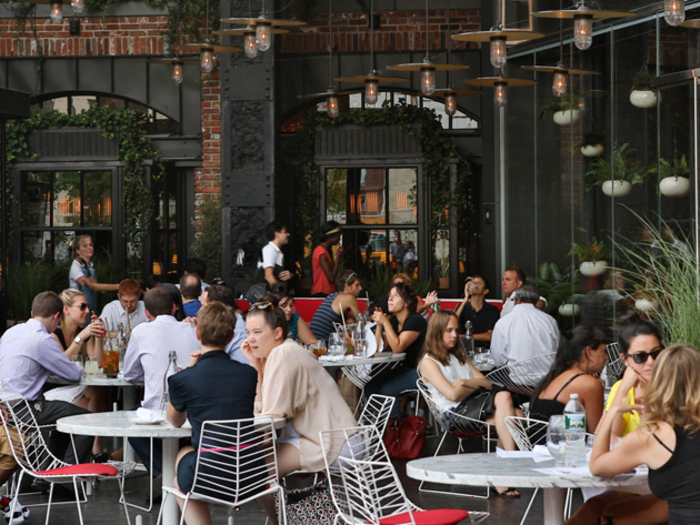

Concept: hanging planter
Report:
left=552, top=109, right=581, bottom=126
left=659, top=176, right=690, bottom=197
left=650, top=155, right=691, bottom=198
left=601, top=180, right=632, bottom=197
left=579, top=261, right=608, bottom=276
left=570, top=239, right=611, bottom=278
left=581, top=144, right=604, bottom=157
left=558, top=303, right=580, bottom=316
left=538, top=93, right=581, bottom=126
left=629, top=89, right=658, bottom=109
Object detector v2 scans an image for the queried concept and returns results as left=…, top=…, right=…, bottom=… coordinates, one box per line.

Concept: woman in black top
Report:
left=591, top=345, right=700, bottom=525
left=529, top=324, right=608, bottom=433
left=365, top=282, right=427, bottom=417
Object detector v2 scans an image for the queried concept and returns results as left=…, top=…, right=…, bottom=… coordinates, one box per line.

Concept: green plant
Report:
left=7, top=260, right=68, bottom=320
left=632, top=65, right=656, bottom=91
left=529, top=261, right=579, bottom=318
left=537, top=92, right=581, bottom=119
left=438, top=259, right=450, bottom=277
left=584, top=143, right=647, bottom=188
left=648, top=155, right=690, bottom=180
left=569, top=238, right=611, bottom=263
left=189, top=196, right=222, bottom=278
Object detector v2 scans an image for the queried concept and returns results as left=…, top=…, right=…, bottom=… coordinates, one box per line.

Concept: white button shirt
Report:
left=122, top=315, right=200, bottom=410
left=490, top=303, right=559, bottom=385
left=100, top=300, right=149, bottom=333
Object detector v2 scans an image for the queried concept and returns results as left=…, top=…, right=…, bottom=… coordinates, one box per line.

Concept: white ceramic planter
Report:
left=630, top=89, right=658, bottom=109
left=635, top=298, right=656, bottom=313
left=659, top=176, right=690, bottom=197
left=601, top=180, right=632, bottom=197
left=581, top=144, right=604, bottom=157
left=558, top=303, right=580, bottom=317
left=553, top=109, right=580, bottom=126
left=580, top=261, right=608, bottom=277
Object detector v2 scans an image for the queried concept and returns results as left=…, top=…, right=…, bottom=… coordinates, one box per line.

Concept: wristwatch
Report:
left=74, top=336, right=83, bottom=345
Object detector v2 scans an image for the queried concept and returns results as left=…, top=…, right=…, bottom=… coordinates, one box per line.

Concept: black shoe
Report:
left=92, top=452, right=109, bottom=463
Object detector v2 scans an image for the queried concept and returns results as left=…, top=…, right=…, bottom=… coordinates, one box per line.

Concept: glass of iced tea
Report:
left=312, top=341, right=327, bottom=357
left=102, top=341, right=119, bottom=376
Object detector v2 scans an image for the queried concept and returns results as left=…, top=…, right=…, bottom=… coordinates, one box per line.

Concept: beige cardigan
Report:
left=256, top=340, right=357, bottom=472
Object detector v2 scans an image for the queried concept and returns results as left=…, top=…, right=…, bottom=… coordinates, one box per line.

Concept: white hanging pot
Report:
left=580, top=261, right=608, bottom=277
left=635, top=298, right=657, bottom=313
left=558, top=303, right=580, bottom=317
left=581, top=144, right=604, bottom=157
left=553, top=109, right=581, bottom=126
left=630, top=89, right=658, bottom=109
left=659, top=176, right=690, bottom=197
left=601, top=180, right=632, bottom=197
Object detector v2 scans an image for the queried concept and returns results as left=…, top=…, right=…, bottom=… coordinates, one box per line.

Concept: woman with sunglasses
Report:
left=241, top=301, right=356, bottom=480
left=69, top=234, right=119, bottom=314
left=44, top=289, right=110, bottom=460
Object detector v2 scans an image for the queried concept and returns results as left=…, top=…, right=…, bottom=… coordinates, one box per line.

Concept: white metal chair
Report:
left=485, top=352, right=556, bottom=401
left=156, top=417, right=285, bottom=525
left=606, top=342, right=625, bottom=378
left=358, top=394, right=395, bottom=437
left=331, top=454, right=488, bottom=525
left=0, top=393, right=134, bottom=525
left=416, top=379, right=494, bottom=498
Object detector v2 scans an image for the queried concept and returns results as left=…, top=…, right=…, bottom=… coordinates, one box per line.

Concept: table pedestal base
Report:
left=161, top=438, right=179, bottom=525
left=543, top=488, right=565, bottom=525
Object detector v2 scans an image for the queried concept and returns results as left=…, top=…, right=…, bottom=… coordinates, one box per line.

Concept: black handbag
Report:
left=451, top=386, right=498, bottom=422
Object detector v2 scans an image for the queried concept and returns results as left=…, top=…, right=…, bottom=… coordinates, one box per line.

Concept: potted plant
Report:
left=538, top=93, right=581, bottom=126
left=570, top=238, right=611, bottom=277
left=584, top=143, right=646, bottom=197
left=438, top=259, right=450, bottom=289
left=649, top=155, right=690, bottom=197
left=629, top=66, right=658, bottom=109
left=579, top=127, right=606, bottom=157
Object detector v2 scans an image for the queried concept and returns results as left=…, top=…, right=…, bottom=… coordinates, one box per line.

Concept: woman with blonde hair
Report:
left=69, top=234, right=119, bottom=313
left=418, top=310, right=522, bottom=497
left=590, top=345, right=700, bottom=524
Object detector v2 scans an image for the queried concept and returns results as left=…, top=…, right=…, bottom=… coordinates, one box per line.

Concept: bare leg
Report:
left=257, top=443, right=301, bottom=525
left=565, top=491, right=636, bottom=525
left=604, top=495, right=668, bottom=525
left=486, top=391, right=519, bottom=496
left=174, top=446, right=212, bottom=525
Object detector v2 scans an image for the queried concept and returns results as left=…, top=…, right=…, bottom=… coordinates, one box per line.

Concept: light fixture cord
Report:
left=370, top=0, right=375, bottom=72
left=328, top=0, right=333, bottom=88
left=495, top=0, right=502, bottom=29
left=446, top=0, right=452, bottom=87
left=424, top=0, right=430, bottom=62
left=559, top=0, right=564, bottom=65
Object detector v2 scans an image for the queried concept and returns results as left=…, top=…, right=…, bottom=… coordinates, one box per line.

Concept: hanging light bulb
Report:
left=256, top=22, right=272, bottom=52
left=420, top=67, right=436, bottom=96
left=365, top=78, right=379, bottom=105
left=327, top=94, right=340, bottom=118
left=445, top=93, right=457, bottom=116
left=200, top=47, right=214, bottom=73
left=171, top=62, right=184, bottom=85
left=70, top=0, right=84, bottom=14
left=244, top=32, right=258, bottom=59
left=490, top=37, right=507, bottom=69
left=494, top=82, right=507, bottom=108
left=664, top=0, right=685, bottom=26
left=552, top=71, right=568, bottom=97
left=50, top=1, right=63, bottom=22
left=573, top=15, right=593, bottom=50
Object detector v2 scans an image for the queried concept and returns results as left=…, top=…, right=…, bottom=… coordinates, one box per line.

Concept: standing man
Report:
left=258, top=221, right=292, bottom=286
left=0, top=292, right=92, bottom=464
left=500, top=266, right=526, bottom=317
left=99, top=278, right=149, bottom=336
left=122, top=286, right=200, bottom=480
left=454, top=275, right=500, bottom=344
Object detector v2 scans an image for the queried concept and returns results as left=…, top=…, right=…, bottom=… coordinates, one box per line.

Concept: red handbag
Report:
left=383, top=416, right=429, bottom=459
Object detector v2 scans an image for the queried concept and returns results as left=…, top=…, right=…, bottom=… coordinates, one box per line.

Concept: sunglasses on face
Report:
left=625, top=347, right=664, bottom=364
left=71, top=303, right=90, bottom=311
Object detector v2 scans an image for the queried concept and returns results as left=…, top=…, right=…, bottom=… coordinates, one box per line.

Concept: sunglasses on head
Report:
left=250, top=301, right=276, bottom=313
left=625, top=347, right=664, bottom=364
left=71, top=303, right=90, bottom=311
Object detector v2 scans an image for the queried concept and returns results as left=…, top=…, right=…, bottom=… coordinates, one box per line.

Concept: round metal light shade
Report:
left=220, top=17, right=306, bottom=27
left=213, top=28, right=289, bottom=36
left=451, top=29, right=545, bottom=42
left=531, top=8, right=634, bottom=19
left=147, top=57, right=200, bottom=65
left=464, top=76, right=537, bottom=88
left=334, top=74, right=408, bottom=84
left=172, top=43, right=242, bottom=53
left=386, top=62, right=469, bottom=72
left=432, top=89, right=482, bottom=97
left=521, top=65, right=601, bottom=76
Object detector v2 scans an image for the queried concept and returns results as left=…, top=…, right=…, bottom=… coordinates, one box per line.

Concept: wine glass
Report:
left=547, top=415, right=567, bottom=465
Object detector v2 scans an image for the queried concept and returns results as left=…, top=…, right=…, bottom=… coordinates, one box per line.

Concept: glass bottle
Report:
left=160, top=351, right=179, bottom=413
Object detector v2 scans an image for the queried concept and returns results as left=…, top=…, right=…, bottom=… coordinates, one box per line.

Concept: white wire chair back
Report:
left=485, top=352, right=556, bottom=397
left=606, top=342, right=625, bottom=378
left=357, top=394, right=395, bottom=437
left=320, top=425, right=387, bottom=474
left=504, top=416, right=548, bottom=451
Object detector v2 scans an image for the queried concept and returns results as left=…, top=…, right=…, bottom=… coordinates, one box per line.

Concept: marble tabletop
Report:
left=48, top=374, right=142, bottom=387
left=319, top=351, right=405, bottom=367
left=406, top=452, right=647, bottom=490
left=56, top=410, right=192, bottom=438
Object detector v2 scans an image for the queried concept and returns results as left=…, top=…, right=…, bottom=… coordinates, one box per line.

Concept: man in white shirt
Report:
left=491, top=285, right=559, bottom=386
left=258, top=220, right=292, bottom=286
left=499, top=266, right=525, bottom=317
left=123, top=286, right=199, bottom=479
left=99, top=278, right=148, bottom=336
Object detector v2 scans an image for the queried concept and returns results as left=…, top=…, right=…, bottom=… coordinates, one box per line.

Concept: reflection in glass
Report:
left=53, top=231, right=74, bottom=262
left=83, top=171, right=112, bottom=226
left=360, top=169, right=386, bottom=224
left=433, top=229, right=450, bottom=288
left=326, top=169, right=348, bottom=224
left=387, top=168, right=417, bottom=224
left=21, top=232, right=52, bottom=261
left=53, top=171, right=81, bottom=227
left=21, top=172, right=51, bottom=227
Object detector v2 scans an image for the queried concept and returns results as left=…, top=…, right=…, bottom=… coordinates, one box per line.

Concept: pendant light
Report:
left=334, top=0, right=407, bottom=106
left=214, top=26, right=290, bottom=60
left=50, top=0, right=62, bottom=22
left=147, top=0, right=199, bottom=85
left=23, top=0, right=88, bottom=20
left=386, top=0, right=468, bottom=96
left=433, top=89, right=482, bottom=116
left=532, top=2, right=633, bottom=51
left=70, top=0, right=83, bottom=14
left=665, top=0, right=685, bottom=26
left=465, top=76, right=536, bottom=108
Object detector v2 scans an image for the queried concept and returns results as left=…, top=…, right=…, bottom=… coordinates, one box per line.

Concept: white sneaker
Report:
left=1, top=499, right=30, bottom=525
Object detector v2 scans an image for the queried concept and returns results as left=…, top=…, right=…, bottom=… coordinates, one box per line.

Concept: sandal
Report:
left=496, top=487, right=521, bottom=498
left=92, top=452, right=109, bottom=463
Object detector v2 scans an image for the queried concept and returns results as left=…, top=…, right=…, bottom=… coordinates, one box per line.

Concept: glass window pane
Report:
left=433, top=229, right=450, bottom=289
left=388, top=168, right=417, bottom=224
left=326, top=168, right=348, bottom=224
left=390, top=229, right=418, bottom=277
left=20, top=172, right=51, bottom=227
left=360, top=168, right=386, bottom=225
left=21, top=232, right=49, bottom=262
left=70, top=96, right=96, bottom=115
left=83, top=171, right=112, bottom=227
left=54, top=231, right=74, bottom=263
left=53, top=171, right=81, bottom=227
left=361, top=229, right=388, bottom=270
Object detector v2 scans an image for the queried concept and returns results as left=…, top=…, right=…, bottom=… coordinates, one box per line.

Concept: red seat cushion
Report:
left=379, top=509, right=470, bottom=525
left=35, top=463, right=119, bottom=477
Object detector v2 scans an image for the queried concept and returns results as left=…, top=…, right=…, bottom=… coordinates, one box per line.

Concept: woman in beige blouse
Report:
left=241, top=301, right=357, bottom=477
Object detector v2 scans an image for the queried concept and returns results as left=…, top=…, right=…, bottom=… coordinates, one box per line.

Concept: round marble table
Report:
left=406, top=453, right=648, bottom=525
left=318, top=351, right=405, bottom=367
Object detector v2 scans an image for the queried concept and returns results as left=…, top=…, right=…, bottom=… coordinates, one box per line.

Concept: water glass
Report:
left=546, top=415, right=567, bottom=465
left=84, top=356, right=100, bottom=375
left=354, top=339, right=367, bottom=357
left=328, top=333, right=345, bottom=356
left=71, top=355, right=83, bottom=371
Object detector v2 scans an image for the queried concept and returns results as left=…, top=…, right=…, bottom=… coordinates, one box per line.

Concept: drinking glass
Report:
left=328, top=333, right=345, bottom=356
left=354, top=339, right=367, bottom=357
left=71, top=355, right=83, bottom=370
left=84, top=356, right=100, bottom=375
left=547, top=415, right=567, bottom=465
left=312, top=341, right=327, bottom=357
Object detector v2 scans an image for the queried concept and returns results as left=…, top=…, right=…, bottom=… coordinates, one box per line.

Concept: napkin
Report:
left=136, top=408, right=163, bottom=422
left=319, top=355, right=346, bottom=362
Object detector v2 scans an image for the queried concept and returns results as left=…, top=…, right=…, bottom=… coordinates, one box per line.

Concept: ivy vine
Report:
left=5, top=105, right=164, bottom=263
